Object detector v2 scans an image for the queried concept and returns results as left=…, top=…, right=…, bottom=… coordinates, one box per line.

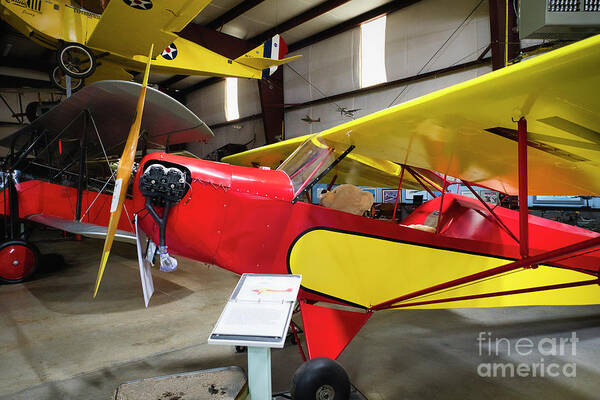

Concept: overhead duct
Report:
left=520, top=0, right=600, bottom=39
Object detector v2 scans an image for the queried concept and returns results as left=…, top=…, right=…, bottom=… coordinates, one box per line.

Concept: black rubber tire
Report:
left=0, top=240, right=40, bottom=284
left=57, top=43, right=96, bottom=79
left=291, top=358, right=350, bottom=400
left=50, top=66, right=84, bottom=93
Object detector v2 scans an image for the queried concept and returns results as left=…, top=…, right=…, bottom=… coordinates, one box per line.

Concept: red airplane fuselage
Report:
left=132, top=153, right=600, bottom=307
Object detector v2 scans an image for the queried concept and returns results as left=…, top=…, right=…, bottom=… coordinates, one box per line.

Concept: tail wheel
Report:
left=57, top=43, right=96, bottom=79
left=50, top=66, right=84, bottom=92
left=0, top=240, right=39, bottom=283
left=291, top=357, right=350, bottom=400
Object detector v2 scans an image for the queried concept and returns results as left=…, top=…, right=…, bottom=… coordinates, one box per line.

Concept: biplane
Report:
left=0, top=0, right=298, bottom=89
left=1, top=34, right=600, bottom=400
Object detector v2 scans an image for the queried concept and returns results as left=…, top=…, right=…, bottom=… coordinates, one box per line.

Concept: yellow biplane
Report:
left=0, top=0, right=298, bottom=89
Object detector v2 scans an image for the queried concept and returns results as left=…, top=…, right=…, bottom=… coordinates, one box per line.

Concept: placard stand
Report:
left=209, top=273, right=302, bottom=400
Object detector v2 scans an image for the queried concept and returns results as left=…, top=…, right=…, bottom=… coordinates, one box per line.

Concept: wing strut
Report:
left=518, top=117, right=529, bottom=259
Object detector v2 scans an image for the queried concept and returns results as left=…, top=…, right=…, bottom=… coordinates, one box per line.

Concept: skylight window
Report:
left=360, top=16, right=387, bottom=88
left=225, top=77, right=240, bottom=121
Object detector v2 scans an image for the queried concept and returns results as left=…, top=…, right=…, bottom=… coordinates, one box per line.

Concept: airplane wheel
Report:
left=57, top=43, right=96, bottom=79
left=0, top=240, right=39, bottom=283
left=291, top=358, right=350, bottom=400
left=50, top=66, right=84, bottom=93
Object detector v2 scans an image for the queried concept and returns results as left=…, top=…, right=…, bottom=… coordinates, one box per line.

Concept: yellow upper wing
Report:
left=317, top=34, right=600, bottom=196
left=225, top=35, right=600, bottom=195
left=86, top=0, right=211, bottom=58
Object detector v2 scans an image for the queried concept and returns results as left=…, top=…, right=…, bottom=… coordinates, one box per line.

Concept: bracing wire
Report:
left=387, top=0, right=485, bottom=108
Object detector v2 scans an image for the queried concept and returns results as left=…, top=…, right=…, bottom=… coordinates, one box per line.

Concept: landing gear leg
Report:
left=291, top=358, right=350, bottom=400
left=144, top=198, right=177, bottom=272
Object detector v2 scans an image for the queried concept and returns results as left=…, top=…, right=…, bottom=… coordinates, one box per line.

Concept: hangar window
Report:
left=360, top=16, right=387, bottom=88
left=225, top=77, right=240, bottom=121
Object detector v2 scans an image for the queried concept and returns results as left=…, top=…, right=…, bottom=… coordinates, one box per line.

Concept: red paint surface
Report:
left=0, top=180, right=135, bottom=232
left=300, top=301, right=371, bottom=360
left=0, top=244, right=35, bottom=280
left=6, top=152, right=600, bottom=361
left=132, top=154, right=600, bottom=292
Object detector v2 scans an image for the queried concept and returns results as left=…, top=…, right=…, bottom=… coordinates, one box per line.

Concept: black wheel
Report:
left=291, top=358, right=350, bottom=400
left=0, top=240, right=40, bottom=283
left=50, top=66, right=84, bottom=93
left=57, top=43, right=96, bottom=79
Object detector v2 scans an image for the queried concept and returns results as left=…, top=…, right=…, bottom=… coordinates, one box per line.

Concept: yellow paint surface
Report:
left=289, top=229, right=600, bottom=309
left=316, top=35, right=600, bottom=196
left=0, top=0, right=297, bottom=80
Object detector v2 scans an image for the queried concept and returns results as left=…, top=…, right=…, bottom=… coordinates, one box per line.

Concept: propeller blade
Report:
left=93, top=44, right=154, bottom=298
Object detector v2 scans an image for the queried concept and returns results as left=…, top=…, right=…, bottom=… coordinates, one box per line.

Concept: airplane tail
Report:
left=235, top=34, right=300, bottom=78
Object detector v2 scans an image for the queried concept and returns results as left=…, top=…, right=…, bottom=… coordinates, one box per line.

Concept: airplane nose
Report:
left=139, top=162, right=190, bottom=271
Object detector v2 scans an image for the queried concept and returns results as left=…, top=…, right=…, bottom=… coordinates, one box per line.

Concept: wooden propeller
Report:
left=93, top=44, right=154, bottom=298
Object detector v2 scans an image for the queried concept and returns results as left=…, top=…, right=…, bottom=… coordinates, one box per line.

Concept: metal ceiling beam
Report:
left=258, top=67, right=284, bottom=144
left=206, top=0, right=267, bottom=30
left=250, top=0, right=352, bottom=45
left=288, top=0, right=421, bottom=53
left=488, top=0, right=520, bottom=70
left=0, top=75, right=52, bottom=89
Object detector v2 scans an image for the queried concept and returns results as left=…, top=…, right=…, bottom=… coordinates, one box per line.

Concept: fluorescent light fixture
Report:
left=360, top=16, right=387, bottom=88
left=225, top=77, right=240, bottom=121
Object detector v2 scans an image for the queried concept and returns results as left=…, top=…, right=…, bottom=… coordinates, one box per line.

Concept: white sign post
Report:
left=209, top=273, right=302, bottom=400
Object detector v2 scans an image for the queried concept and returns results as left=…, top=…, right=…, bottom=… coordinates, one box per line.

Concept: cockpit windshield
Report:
left=277, top=135, right=337, bottom=196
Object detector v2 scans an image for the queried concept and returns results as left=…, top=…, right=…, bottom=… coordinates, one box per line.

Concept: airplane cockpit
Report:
left=277, top=135, right=375, bottom=216
left=277, top=135, right=337, bottom=197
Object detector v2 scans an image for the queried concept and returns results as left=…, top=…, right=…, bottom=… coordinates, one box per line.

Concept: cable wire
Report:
left=387, top=0, right=485, bottom=107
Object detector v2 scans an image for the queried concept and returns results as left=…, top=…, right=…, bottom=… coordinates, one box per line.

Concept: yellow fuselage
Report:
left=0, top=0, right=264, bottom=78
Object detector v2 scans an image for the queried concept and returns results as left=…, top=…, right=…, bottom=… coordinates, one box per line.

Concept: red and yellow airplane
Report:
left=1, top=35, right=600, bottom=400
left=0, top=0, right=298, bottom=88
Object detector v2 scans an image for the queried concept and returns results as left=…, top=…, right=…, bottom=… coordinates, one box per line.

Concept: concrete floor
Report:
left=1, top=231, right=600, bottom=399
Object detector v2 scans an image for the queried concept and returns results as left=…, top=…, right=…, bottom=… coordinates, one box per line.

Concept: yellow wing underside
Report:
left=225, top=35, right=600, bottom=196
left=87, top=0, right=210, bottom=58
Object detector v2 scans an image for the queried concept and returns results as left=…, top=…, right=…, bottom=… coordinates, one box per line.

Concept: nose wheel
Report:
left=291, top=358, right=350, bottom=400
left=0, top=240, right=39, bottom=283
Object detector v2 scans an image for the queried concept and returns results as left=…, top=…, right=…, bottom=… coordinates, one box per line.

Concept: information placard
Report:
left=208, top=274, right=302, bottom=348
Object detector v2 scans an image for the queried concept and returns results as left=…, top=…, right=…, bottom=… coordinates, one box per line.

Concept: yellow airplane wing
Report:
left=315, top=34, right=600, bottom=196
left=226, top=35, right=600, bottom=195
left=222, top=135, right=422, bottom=190
left=86, top=0, right=211, bottom=58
